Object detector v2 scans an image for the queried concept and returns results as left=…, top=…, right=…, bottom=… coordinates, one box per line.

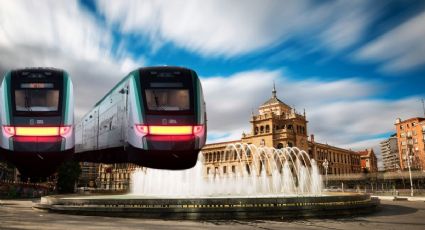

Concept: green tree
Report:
left=56, top=160, right=81, bottom=193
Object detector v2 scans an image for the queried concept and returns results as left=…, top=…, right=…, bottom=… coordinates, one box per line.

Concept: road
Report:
left=1, top=199, right=425, bottom=230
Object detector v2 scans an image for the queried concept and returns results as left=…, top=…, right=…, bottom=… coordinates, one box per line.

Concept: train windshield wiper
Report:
left=24, top=89, right=32, bottom=111
left=152, top=90, right=164, bottom=110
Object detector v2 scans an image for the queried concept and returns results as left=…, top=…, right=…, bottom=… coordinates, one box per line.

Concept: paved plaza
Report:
left=1, top=199, right=425, bottom=230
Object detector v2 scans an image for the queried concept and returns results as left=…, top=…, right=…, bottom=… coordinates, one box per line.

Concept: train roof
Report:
left=11, top=67, right=65, bottom=74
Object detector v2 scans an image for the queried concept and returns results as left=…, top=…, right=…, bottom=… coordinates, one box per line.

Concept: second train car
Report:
left=0, top=68, right=74, bottom=177
left=75, top=66, right=206, bottom=169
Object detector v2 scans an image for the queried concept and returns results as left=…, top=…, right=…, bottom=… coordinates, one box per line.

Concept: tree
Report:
left=56, top=160, right=81, bottom=193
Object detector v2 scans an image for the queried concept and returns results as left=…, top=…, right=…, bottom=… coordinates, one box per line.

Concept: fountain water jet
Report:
left=131, top=143, right=322, bottom=197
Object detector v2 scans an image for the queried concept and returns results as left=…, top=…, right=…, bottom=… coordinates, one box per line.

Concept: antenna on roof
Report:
left=272, top=81, right=277, bottom=98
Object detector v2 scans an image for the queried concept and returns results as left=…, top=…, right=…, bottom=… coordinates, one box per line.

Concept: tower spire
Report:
left=272, top=81, right=277, bottom=98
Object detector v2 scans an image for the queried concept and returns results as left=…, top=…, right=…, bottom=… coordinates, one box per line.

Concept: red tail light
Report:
left=2, top=126, right=72, bottom=137
left=135, top=125, right=204, bottom=136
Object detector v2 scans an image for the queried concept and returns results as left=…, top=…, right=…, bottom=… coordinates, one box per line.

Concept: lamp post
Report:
left=322, top=159, right=329, bottom=188
left=406, top=136, right=414, bottom=197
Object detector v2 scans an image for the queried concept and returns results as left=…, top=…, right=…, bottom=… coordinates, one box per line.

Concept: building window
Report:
left=260, top=126, right=264, bottom=133
left=266, top=125, right=270, bottom=133
left=232, top=165, right=236, bottom=173
left=277, top=143, right=284, bottom=149
left=255, top=127, right=259, bottom=135
left=288, top=142, right=293, bottom=147
left=223, top=166, right=227, bottom=174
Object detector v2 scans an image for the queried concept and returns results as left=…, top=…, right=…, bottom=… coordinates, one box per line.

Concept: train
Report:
left=75, top=66, right=207, bottom=170
left=0, top=68, right=74, bottom=177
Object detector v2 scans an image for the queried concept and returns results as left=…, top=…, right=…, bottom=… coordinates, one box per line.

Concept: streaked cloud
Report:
left=0, top=0, right=144, bottom=120
left=95, top=0, right=375, bottom=57
left=355, top=10, right=425, bottom=73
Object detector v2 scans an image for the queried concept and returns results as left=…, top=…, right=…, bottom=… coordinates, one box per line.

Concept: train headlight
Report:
left=193, top=125, right=204, bottom=135
left=3, top=126, right=15, bottom=136
left=59, top=126, right=72, bottom=137
left=2, top=126, right=72, bottom=137
left=135, top=125, right=204, bottom=136
left=135, top=125, right=149, bottom=136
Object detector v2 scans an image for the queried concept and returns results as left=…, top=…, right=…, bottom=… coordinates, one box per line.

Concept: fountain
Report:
left=131, top=144, right=323, bottom=197
left=36, top=144, right=379, bottom=219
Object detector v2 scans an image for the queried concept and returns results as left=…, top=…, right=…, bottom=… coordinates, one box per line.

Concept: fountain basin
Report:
left=35, top=193, right=379, bottom=219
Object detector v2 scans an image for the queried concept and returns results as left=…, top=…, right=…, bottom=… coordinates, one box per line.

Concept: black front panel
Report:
left=139, top=67, right=195, bottom=117
left=11, top=69, right=63, bottom=118
left=12, top=136, right=63, bottom=153
left=145, top=136, right=195, bottom=151
left=12, top=116, right=62, bottom=126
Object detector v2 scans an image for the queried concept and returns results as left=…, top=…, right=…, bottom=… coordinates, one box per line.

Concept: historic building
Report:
left=380, top=134, right=400, bottom=172
left=202, top=86, right=362, bottom=177
left=97, top=163, right=137, bottom=191
left=357, top=148, right=378, bottom=173
left=395, top=117, right=425, bottom=170
left=78, top=162, right=99, bottom=188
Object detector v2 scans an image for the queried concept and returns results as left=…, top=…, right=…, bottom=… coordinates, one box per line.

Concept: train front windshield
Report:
left=145, top=88, right=190, bottom=111
left=141, top=71, right=194, bottom=115
left=15, top=87, right=59, bottom=112
left=11, top=72, right=63, bottom=116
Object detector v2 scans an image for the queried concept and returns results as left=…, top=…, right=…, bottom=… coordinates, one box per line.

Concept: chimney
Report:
left=310, top=134, right=315, bottom=143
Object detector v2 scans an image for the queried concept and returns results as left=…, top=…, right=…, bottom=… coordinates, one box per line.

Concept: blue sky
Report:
left=1, top=0, right=425, bottom=167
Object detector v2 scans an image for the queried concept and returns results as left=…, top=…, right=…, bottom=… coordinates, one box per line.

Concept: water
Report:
left=131, top=143, right=323, bottom=198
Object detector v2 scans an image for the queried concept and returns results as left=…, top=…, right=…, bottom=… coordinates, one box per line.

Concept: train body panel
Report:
left=75, top=66, right=207, bottom=169
left=0, top=68, right=74, bottom=177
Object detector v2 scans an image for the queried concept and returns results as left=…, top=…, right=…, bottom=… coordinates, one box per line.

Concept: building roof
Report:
left=260, top=83, right=291, bottom=108
left=357, top=150, right=369, bottom=156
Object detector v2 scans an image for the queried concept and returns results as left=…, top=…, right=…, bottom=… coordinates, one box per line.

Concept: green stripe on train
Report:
left=133, top=70, right=144, bottom=123
left=3, top=72, right=12, bottom=124
left=62, top=72, right=70, bottom=124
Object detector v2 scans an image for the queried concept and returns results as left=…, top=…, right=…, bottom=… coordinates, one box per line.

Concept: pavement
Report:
left=372, top=195, right=425, bottom=202
left=1, top=199, right=425, bottom=230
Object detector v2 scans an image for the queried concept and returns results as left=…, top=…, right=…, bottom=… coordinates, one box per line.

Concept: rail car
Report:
left=75, top=66, right=207, bottom=169
left=0, top=68, right=74, bottom=177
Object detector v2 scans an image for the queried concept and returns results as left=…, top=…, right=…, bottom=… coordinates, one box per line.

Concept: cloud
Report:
left=202, top=69, right=423, bottom=165
left=95, top=0, right=375, bottom=57
left=0, top=0, right=144, bottom=121
left=355, top=10, right=425, bottom=73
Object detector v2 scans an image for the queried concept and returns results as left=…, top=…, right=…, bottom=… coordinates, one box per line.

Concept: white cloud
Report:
left=202, top=69, right=423, bottom=163
left=95, top=0, right=375, bottom=57
left=355, top=10, right=425, bottom=73
left=0, top=0, right=144, bottom=121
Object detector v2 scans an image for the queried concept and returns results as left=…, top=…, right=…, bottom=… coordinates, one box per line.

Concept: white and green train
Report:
left=0, top=68, right=74, bottom=177
left=75, top=66, right=207, bottom=169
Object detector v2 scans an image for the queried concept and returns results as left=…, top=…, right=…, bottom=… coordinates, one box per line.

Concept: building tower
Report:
left=241, top=84, right=308, bottom=151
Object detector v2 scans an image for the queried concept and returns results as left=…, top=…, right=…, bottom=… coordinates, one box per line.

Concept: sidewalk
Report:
left=372, top=195, right=425, bottom=202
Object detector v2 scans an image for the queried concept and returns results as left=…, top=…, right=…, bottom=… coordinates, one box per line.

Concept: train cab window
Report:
left=15, top=89, right=59, bottom=112
left=145, top=89, right=190, bottom=111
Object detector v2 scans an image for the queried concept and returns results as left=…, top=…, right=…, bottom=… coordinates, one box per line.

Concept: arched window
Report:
left=260, top=126, right=264, bottom=133
left=265, top=125, right=270, bottom=133
left=277, top=143, right=284, bottom=149
left=288, top=142, right=293, bottom=147
left=254, top=127, right=259, bottom=135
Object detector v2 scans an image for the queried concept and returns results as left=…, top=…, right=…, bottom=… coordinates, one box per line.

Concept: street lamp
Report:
left=322, top=159, right=329, bottom=188
left=406, top=136, right=414, bottom=197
